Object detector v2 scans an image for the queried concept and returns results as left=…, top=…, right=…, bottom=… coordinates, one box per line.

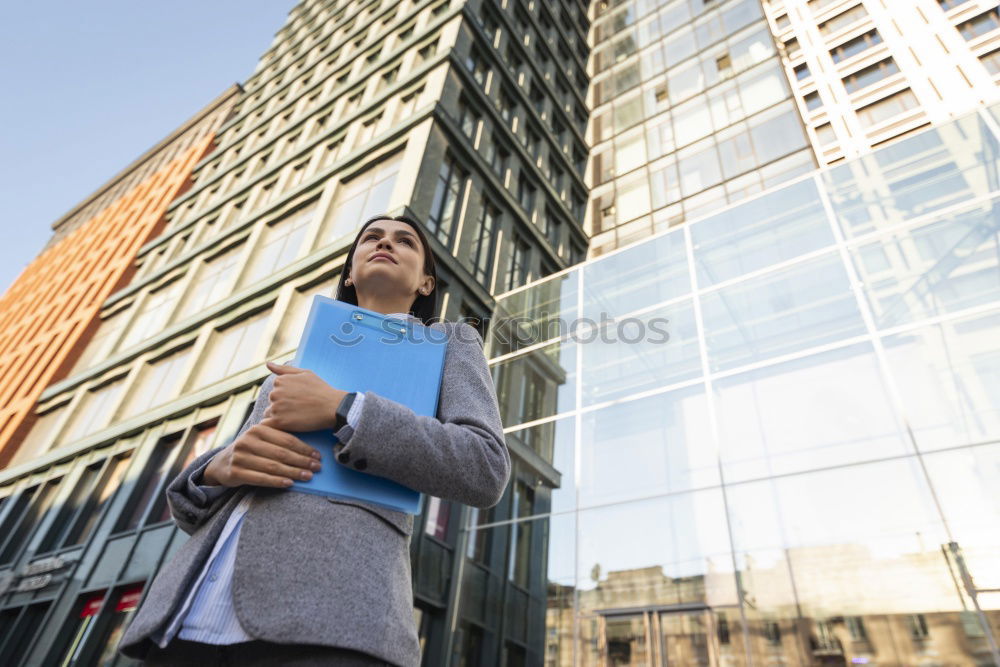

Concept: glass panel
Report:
left=191, top=310, right=271, bottom=389
left=691, top=178, right=834, bottom=287
left=580, top=299, right=701, bottom=407
left=491, top=272, right=578, bottom=355
left=882, top=308, right=1000, bottom=451
left=580, top=385, right=716, bottom=509
left=700, top=252, right=865, bottom=372
left=823, top=113, right=1000, bottom=240
left=492, top=339, right=578, bottom=426
left=923, top=444, right=1000, bottom=622
left=850, top=199, right=1000, bottom=328
left=582, top=227, right=690, bottom=323
left=727, top=459, right=969, bottom=666
left=714, top=343, right=909, bottom=483
left=576, top=491, right=737, bottom=627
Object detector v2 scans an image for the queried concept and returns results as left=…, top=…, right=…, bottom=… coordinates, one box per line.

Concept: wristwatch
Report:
left=334, top=392, right=357, bottom=431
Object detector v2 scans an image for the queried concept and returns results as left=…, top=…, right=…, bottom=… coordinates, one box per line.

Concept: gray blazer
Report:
left=117, top=321, right=510, bottom=666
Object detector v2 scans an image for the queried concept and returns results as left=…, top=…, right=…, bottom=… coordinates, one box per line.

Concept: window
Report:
left=842, top=57, right=899, bottom=93
left=486, top=134, right=509, bottom=179
left=427, top=157, right=467, bottom=247
left=908, top=613, right=930, bottom=640
left=465, top=505, right=495, bottom=563
left=120, top=346, right=193, bottom=418
left=469, top=198, right=499, bottom=289
left=794, top=62, right=811, bottom=80
left=114, top=434, right=183, bottom=532
left=479, top=9, right=500, bottom=43
left=241, top=204, right=317, bottom=287
left=982, top=48, right=1000, bottom=75
left=818, top=4, right=869, bottom=36
left=175, top=243, right=244, bottom=321
left=119, top=279, right=183, bottom=349
left=938, top=0, right=971, bottom=9
left=830, top=29, right=883, bottom=63
left=191, top=310, right=271, bottom=389
left=505, top=232, right=530, bottom=290
left=458, top=98, right=480, bottom=138
left=525, top=125, right=540, bottom=159
left=498, top=87, right=516, bottom=127
left=395, top=87, right=423, bottom=122
left=804, top=91, right=822, bottom=110
left=357, top=112, right=383, bottom=145
left=0, top=480, right=61, bottom=564
left=517, top=174, right=537, bottom=214
left=856, top=88, right=919, bottom=127
left=784, top=37, right=800, bottom=57
left=63, top=378, right=127, bottom=443
left=423, top=496, right=452, bottom=540
left=846, top=616, right=868, bottom=641
left=147, top=425, right=218, bottom=524
left=958, top=9, right=999, bottom=41
left=507, top=479, right=535, bottom=588
left=324, top=153, right=402, bottom=243
left=717, top=613, right=731, bottom=644
left=466, top=48, right=489, bottom=87
left=815, top=122, right=837, bottom=145
left=377, top=65, right=400, bottom=93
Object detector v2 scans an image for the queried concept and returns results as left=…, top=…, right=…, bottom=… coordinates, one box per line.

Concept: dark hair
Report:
left=334, top=214, right=439, bottom=324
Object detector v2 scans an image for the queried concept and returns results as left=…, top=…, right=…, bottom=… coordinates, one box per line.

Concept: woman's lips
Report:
left=370, top=256, right=396, bottom=263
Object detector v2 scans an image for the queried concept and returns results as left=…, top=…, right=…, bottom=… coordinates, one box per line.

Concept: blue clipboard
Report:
left=285, top=296, right=449, bottom=514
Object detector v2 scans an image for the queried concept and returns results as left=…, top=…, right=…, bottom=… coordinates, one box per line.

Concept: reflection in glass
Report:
left=691, top=178, right=833, bottom=287
left=700, top=252, right=865, bottom=372
left=580, top=385, right=716, bottom=508
left=882, top=309, right=1000, bottom=451
left=581, top=300, right=700, bottom=407
left=851, top=199, right=1000, bottom=328
left=489, top=272, right=578, bottom=355
left=582, top=228, right=690, bottom=323
left=823, top=113, right=1000, bottom=239
left=492, top=339, right=577, bottom=428
left=714, top=343, right=908, bottom=482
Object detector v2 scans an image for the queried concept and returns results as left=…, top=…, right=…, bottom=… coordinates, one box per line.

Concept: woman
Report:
left=118, top=214, right=511, bottom=666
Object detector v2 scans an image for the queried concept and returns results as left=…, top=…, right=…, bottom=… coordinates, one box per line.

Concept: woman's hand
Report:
left=203, top=423, right=322, bottom=488
left=262, top=361, right=348, bottom=432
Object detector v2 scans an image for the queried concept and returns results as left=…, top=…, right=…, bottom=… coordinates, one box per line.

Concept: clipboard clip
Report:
left=351, top=310, right=409, bottom=336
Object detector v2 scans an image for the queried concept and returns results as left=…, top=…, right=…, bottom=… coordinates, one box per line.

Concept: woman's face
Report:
left=349, top=219, right=433, bottom=299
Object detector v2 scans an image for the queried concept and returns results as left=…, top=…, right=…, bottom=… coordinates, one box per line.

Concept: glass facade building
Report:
left=482, top=104, right=1000, bottom=665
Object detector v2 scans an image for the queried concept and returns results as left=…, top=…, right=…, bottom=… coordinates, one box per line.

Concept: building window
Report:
left=498, top=87, right=517, bottom=127
left=842, top=57, right=899, bottom=93
left=241, top=204, right=317, bottom=287
left=120, top=279, right=184, bottom=349
left=908, top=613, right=930, bottom=640
left=815, top=122, right=837, bottom=144
left=395, top=87, right=424, bottom=123
left=830, top=29, right=883, bottom=63
left=804, top=91, right=822, bottom=110
left=427, top=157, right=467, bottom=248
left=958, top=9, right=999, bottom=41
left=505, top=232, right=530, bottom=291
left=846, top=616, right=869, bottom=641
left=717, top=613, right=731, bottom=644
left=856, top=88, right=919, bottom=127
left=120, top=346, right=193, bottom=418
left=794, top=62, right=811, bottom=80
left=982, top=48, right=1000, bottom=74
left=938, top=0, right=971, bottom=8
left=324, top=153, right=402, bottom=243
left=818, top=4, right=869, bottom=36
left=175, top=243, right=244, bottom=322
left=0, top=480, right=61, bottom=565
left=517, top=174, right=537, bottom=214
left=63, top=378, right=127, bottom=444
left=486, top=134, right=509, bottom=179
left=470, top=198, right=500, bottom=289
left=465, top=48, right=489, bottom=87
left=458, top=98, right=480, bottom=138
left=784, top=37, right=800, bottom=57
left=191, top=310, right=271, bottom=390
left=507, top=479, right=535, bottom=588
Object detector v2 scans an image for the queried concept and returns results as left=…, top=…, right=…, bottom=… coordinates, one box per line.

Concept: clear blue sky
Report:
left=0, top=1, right=297, bottom=296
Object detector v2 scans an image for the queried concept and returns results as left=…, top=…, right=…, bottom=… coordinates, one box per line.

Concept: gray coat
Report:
left=117, top=321, right=510, bottom=666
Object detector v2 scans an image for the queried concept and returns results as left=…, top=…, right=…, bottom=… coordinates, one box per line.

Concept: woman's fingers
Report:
left=230, top=450, right=316, bottom=486
left=242, top=436, right=319, bottom=472
left=250, top=423, right=321, bottom=460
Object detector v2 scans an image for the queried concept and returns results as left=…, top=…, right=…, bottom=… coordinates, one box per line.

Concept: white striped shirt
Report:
left=152, top=312, right=415, bottom=646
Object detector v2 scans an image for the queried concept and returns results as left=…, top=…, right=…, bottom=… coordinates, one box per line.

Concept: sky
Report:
left=0, top=1, right=297, bottom=296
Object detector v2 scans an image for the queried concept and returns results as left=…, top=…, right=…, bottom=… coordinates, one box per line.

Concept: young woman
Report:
left=118, top=214, right=511, bottom=666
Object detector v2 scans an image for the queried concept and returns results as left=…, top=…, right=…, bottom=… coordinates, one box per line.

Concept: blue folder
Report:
left=285, top=296, right=449, bottom=514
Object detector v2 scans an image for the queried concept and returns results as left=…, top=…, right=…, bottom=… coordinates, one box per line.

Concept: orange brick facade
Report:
left=0, top=90, right=239, bottom=469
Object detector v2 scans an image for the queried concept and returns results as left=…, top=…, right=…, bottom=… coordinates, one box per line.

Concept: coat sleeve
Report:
left=331, top=322, right=511, bottom=508
left=165, top=375, right=275, bottom=535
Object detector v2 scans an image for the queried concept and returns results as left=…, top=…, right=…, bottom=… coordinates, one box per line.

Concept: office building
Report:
left=0, top=0, right=589, bottom=664
left=585, top=0, right=1000, bottom=256
left=482, top=103, right=1000, bottom=665
left=0, top=88, right=240, bottom=470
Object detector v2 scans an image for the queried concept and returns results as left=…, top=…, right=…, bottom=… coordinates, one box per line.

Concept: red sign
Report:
left=116, top=584, right=144, bottom=612
left=80, top=593, right=106, bottom=618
